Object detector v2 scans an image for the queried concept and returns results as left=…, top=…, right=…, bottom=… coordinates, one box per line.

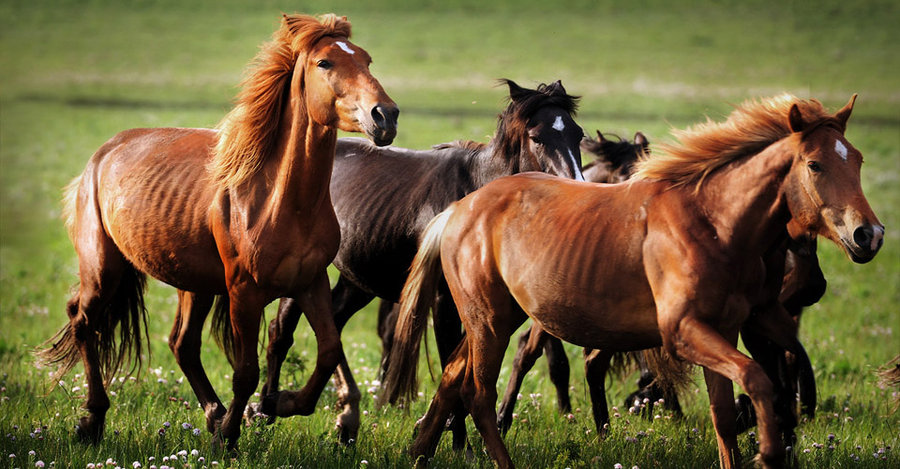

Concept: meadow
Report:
left=1, top=0, right=898, bottom=467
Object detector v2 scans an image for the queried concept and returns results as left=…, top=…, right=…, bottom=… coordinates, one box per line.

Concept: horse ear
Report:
left=634, top=132, right=648, bottom=147
left=834, top=94, right=857, bottom=130
left=596, top=130, right=607, bottom=143
left=552, top=80, right=567, bottom=95
left=788, top=104, right=806, bottom=133
left=504, top=79, right=527, bottom=102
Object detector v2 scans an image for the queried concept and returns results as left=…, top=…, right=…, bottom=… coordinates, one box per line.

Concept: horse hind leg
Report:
left=40, top=251, right=146, bottom=444
left=169, top=290, right=225, bottom=433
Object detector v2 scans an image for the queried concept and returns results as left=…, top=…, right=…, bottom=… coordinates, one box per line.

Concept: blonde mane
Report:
left=632, top=94, right=833, bottom=189
left=211, top=14, right=352, bottom=188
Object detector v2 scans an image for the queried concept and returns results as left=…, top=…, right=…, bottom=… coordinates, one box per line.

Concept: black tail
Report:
left=209, top=295, right=235, bottom=366
left=39, top=267, right=149, bottom=385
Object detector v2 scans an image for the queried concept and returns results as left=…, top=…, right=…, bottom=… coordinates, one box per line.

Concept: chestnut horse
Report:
left=39, top=14, right=398, bottom=449
left=384, top=94, right=882, bottom=468
left=251, top=79, right=584, bottom=443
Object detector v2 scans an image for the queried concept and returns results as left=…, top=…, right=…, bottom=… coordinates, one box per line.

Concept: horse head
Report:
left=289, top=14, right=399, bottom=146
left=581, top=131, right=648, bottom=183
left=496, top=79, right=585, bottom=180
left=784, top=94, right=884, bottom=263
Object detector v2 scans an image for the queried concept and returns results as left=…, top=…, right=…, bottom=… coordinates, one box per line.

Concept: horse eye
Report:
left=807, top=161, right=822, bottom=173
left=316, top=59, right=332, bottom=69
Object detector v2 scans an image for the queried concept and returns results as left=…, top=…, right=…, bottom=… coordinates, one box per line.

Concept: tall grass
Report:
left=1, top=0, right=898, bottom=467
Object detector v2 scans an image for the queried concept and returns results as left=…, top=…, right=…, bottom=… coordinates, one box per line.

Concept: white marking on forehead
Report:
left=835, top=139, right=848, bottom=161
left=335, top=41, right=355, bottom=55
left=568, top=149, right=585, bottom=181
left=552, top=115, right=565, bottom=132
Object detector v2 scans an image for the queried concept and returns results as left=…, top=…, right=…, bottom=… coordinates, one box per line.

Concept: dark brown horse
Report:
left=39, top=14, right=398, bottom=449
left=252, top=79, right=584, bottom=443
left=384, top=94, right=882, bottom=468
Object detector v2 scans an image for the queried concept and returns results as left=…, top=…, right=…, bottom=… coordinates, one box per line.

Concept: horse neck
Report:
left=469, top=140, right=537, bottom=188
left=252, top=94, right=337, bottom=222
left=696, top=138, right=795, bottom=251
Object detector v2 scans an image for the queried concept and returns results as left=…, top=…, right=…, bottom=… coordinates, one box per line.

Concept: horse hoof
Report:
left=76, top=415, right=104, bottom=444
left=335, top=413, right=359, bottom=445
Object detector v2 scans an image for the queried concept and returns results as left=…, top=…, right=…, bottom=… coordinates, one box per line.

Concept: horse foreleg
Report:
left=261, top=298, right=303, bottom=402
left=218, top=287, right=265, bottom=450
left=270, top=272, right=344, bottom=418
left=743, top=326, right=798, bottom=449
left=169, top=290, right=225, bottom=433
left=497, top=323, right=547, bottom=434
left=671, top=317, right=783, bottom=469
left=584, top=348, right=613, bottom=437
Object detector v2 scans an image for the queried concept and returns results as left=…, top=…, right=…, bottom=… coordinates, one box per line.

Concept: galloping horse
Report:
left=383, top=94, right=882, bottom=468
left=498, top=132, right=825, bottom=439
left=39, top=14, right=398, bottom=449
left=252, top=79, right=584, bottom=443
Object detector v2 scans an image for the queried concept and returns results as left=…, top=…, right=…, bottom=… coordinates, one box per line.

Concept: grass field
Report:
left=1, top=0, right=898, bottom=467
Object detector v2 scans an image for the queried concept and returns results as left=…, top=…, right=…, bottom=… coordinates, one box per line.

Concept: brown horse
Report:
left=38, top=14, right=398, bottom=449
left=383, top=94, right=882, bottom=468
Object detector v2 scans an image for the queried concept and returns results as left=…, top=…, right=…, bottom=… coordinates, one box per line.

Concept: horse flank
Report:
left=633, top=94, right=834, bottom=190
left=212, top=14, right=352, bottom=189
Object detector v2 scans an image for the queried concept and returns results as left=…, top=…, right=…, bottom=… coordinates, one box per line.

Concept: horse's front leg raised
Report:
left=669, top=317, right=783, bottom=469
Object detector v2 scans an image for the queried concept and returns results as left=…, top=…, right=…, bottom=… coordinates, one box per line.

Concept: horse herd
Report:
left=38, top=14, right=884, bottom=469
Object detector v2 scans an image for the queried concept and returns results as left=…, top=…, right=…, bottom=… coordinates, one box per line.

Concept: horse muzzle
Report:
left=842, top=223, right=885, bottom=263
left=367, top=103, right=399, bottom=147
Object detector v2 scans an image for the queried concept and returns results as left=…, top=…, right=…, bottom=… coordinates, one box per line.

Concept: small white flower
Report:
left=132, top=462, right=141, bottom=468
left=190, top=449, right=199, bottom=457
left=35, top=461, right=45, bottom=468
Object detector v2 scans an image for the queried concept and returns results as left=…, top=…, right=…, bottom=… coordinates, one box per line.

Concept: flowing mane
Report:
left=212, top=14, right=352, bottom=188
left=632, top=94, right=835, bottom=189
left=494, top=79, right=579, bottom=160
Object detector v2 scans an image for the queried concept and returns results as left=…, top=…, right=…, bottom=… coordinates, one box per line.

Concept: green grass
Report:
left=1, top=0, right=898, bottom=467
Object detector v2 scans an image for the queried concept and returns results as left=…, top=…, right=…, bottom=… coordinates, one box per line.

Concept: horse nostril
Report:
left=853, top=225, right=872, bottom=248
left=371, top=104, right=399, bottom=131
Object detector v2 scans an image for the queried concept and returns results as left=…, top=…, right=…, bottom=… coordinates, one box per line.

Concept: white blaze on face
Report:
left=335, top=41, right=355, bottom=55
left=835, top=139, right=848, bottom=161
left=568, top=149, right=585, bottom=181
left=552, top=115, right=565, bottom=132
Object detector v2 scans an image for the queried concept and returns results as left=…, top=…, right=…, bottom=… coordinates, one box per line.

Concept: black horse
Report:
left=250, top=79, right=585, bottom=444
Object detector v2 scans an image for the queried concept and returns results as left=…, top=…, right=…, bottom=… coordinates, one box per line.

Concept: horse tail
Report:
left=641, top=347, right=693, bottom=398
left=210, top=295, right=235, bottom=367
left=38, top=266, right=149, bottom=386
left=379, top=206, right=455, bottom=407
left=61, top=175, right=81, bottom=241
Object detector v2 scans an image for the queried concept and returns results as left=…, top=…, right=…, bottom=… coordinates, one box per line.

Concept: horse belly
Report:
left=94, top=129, right=225, bottom=292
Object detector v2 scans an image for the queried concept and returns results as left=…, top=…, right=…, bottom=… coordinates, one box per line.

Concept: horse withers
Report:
left=384, top=94, right=882, bottom=468
left=39, top=14, right=397, bottom=449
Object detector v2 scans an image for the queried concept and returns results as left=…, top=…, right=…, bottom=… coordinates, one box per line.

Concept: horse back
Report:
left=329, top=138, right=477, bottom=300
left=441, top=173, right=663, bottom=350
left=75, top=127, right=225, bottom=292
